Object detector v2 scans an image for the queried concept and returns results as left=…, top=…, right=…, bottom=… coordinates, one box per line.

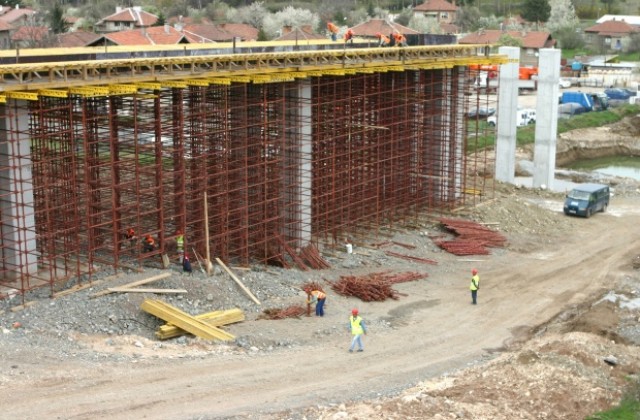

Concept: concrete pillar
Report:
left=0, top=102, right=38, bottom=278
left=533, top=48, right=561, bottom=189
left=284, top=81, right=312, bottom=246
left=494, top=46, right=520, bottom=184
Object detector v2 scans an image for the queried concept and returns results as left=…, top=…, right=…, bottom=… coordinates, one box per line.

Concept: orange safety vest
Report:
left=311, top=290, right=326, bottom=300
left=327, top=22, right=338, bottom=34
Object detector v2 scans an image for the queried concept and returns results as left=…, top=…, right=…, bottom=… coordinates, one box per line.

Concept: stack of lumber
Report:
left=141, top=299, right=242, bottom=342
left=156, top=308, right=245, bottom=340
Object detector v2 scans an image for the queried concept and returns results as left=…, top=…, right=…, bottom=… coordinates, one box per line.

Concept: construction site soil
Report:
left=2, top=115, right=640, bottom=420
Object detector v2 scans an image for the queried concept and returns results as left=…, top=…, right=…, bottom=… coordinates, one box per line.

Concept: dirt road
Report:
left=2, top=191, right=639, bottom=419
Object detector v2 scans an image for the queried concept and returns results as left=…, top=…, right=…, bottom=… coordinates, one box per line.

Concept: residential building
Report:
left=413, top=0, right=459, bottom=33
left=584, top=19, right=639, bottom=53
left=458, top=30, right=555, bottom=67
left=95, top=7, right=158, bottom=34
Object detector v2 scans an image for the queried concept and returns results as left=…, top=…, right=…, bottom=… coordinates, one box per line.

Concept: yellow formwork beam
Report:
left=38, top=89, right=68, bottom=98
left=161, top=80, right=188, bottom=88
left=209, top=78, right=232, bottom=85
left=186, top=79, right=210, bottom=87
left=109, top=84, right=138, bottom=95
left=69, top=86, right=110, bottom=97
left=230, top=76, right=251, bottom=83
left=6, top=91, right=39, bottom=101
left=156, top=308, right=245, bottom=340
left=141, top=299, right=235, bottom=341
left=137, top=82, right=162, bottom=90
left=0, top=95, right=6, bottom=103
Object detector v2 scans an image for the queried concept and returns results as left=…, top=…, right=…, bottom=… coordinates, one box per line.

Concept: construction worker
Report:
left=175, top=229, right=184, bottom=261
left=392, top=32, right=407, bottom=47
left=143, top=235, right=155, bottom=253
left=182, top=253, right=193, bottom=275
left=375, top=33, right=390, bottom=47
left=125, top=228, right=136, bottom=247
left=348, top=308, right=367, bottom=352
left=344, top=28, right=354, bottom=44
left=470, top=268, right=480, bottom=305
left=307, top=289, right=327, bottom=317
left=327, top=22, right=339, bottom=42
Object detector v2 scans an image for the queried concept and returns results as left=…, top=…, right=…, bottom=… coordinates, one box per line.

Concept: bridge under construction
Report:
left=0, top=43, right=505, bottom=298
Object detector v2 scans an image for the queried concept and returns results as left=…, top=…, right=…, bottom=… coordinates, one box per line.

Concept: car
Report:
left=604, top=88, right=634, bottom=100
left=467, top=107, right=496, bottom=119
left=559, top=78, right=572, bottom=88
left=558, top=102, right=587, bottom=118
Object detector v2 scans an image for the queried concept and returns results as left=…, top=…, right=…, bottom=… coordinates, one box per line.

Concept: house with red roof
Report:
left=458, top=29, right=555, bottom=67
left=0, top=20, right=12, bottom=49
left=95, top=6, right=158, bottom=34
left=584, top=19, right=639, bottom=53
left=54, top=30, right=103, bottom=48
left=275, top=25, right=324, bottom=41
left=413, top=0, right=459, bottom=33
left=87, top=25, right=189, bottom=46
left=348, top=19, right=419, bottom=39
left=180, top=23, right=258, bottom=43
left=0, top=7, right=37, bottom=26
left=11, top=25, right=49, bottom=48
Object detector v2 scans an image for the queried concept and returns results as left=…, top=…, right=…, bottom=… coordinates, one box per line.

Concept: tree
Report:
left=226, top=1, right=267, bottom=30
left=48, top=3, right=70, bottom=34
left=497, top=33, right=523, bottom=47
left=262, top=6, right=319, bottom=39
left=546, top=0, right=579, bottom=34
left=408, top=14, right=442, bottom=34
left=454, top=6, right=481, bottom=32
left=521, top=0, right=550, bottom=26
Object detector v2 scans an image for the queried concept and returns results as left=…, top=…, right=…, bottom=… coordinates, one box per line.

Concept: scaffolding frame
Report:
left=0, top=64, right=497, bottom=301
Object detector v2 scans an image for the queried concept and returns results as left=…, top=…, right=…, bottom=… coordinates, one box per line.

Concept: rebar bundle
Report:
left=257, top=305, right=307, bottom=320
left=328, top=271, right=427, bottom=302
left=434, top=218, right=507, bottom=255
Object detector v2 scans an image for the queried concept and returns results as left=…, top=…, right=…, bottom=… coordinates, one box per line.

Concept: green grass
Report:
left=586, top=377, right=640, bottom=420
left=466, top=104, right=640, bottom=153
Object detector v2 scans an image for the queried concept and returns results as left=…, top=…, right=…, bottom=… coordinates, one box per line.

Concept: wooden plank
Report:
left=108, top=287, right=187, bottom=294
left=156, top=308, right=245, bottom=340
left=90, top=272, right=171, bottom=299
left=53, top=279, right=105, bottom=299
left=216, top=257, right=261, bottom=305
left=141, top=299, right=234, bottom=341
left=10, top=301, right=36, bottom=312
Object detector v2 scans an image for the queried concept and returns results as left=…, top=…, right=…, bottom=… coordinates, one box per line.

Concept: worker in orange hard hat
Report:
left=347, top=308, right=367, bottom=352
left=375, top=32, right=390, bottom=47
left=125, top=227, right=137, bottom=248
left=143, top=234, right=156, bottom=253
left=344, top=28, right=354, bottom=44
left=327, top=22, right=339, bottom=41
left=470, top=268, right=480, bottom=305
left=392, top=31, right=407, bottom=47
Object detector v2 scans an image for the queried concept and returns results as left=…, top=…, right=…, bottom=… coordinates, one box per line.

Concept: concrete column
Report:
left=0, top=102, right=38, bottom=278
left=494, top=46, right=520, bottom=184
left=284, top=81, right=312, bottom=246
left=533, top=48, right=561, bottom=189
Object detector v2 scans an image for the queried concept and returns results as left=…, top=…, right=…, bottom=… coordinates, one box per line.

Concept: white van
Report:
left=487, top=108, right=536, bottom=127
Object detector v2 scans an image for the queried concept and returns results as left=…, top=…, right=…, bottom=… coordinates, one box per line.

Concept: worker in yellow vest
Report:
left=470, top=268, right=480, bottom=305
left=175, top=229, right=184, bottom=262
left=307, top=289, right=327, bottom=317
left=348, top=308, right=367, bottom=352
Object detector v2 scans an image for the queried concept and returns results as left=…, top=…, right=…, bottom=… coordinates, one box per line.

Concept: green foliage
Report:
left=586, top=376, right=640, bottom=420
left=48, top=2, right=70, bottom=34
left=497, top=34, right=523, bottom=47
left=522, top=0, right=551, bottom=24
left=393, top=8, right=412, bottom=27
left=0, top=0, right=22, bottom=7
left=554, top=27, right=585, bottom=50
left=468, top=104, right=640, bottom=154
left=454, top=6, right=481, bottom=32
left=154, top=12, right=166, bottom=26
